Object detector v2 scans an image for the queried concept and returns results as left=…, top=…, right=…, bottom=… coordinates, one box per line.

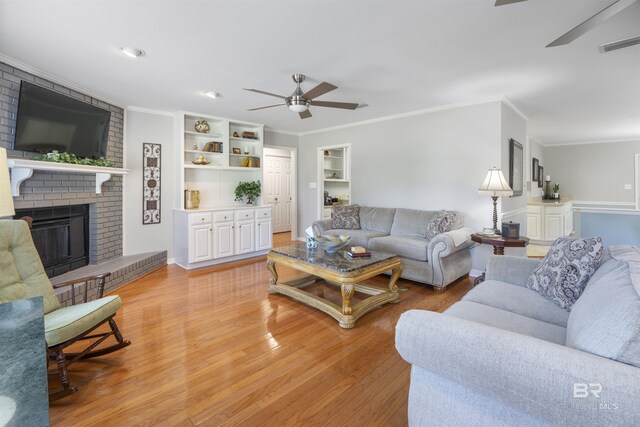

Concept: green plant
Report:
left=234, top=180, right=261, bottom=205
left=32, top=150, right=115, bottom=167
left=553, top=182, right=560, bottom=193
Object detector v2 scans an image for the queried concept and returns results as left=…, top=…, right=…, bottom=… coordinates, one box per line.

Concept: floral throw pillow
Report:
left=526, top=237, right=604, bottom=311
left=426, top=210, right=457, bottom=239
left=331, top=204, right=361, bottom=230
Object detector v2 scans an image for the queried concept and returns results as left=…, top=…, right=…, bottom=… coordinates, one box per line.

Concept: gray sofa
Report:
left=396, top=248, right=640, bottom=426
left=312, top=207, right=473, bottom=291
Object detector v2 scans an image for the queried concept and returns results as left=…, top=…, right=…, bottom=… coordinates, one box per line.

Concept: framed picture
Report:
left=232, top=148, right=241, bottom=155
left=538, top=166, right=544, bottom=188
left=509, top=138, right=523, bottom=197
left=532, top=158, right=539, bottom=181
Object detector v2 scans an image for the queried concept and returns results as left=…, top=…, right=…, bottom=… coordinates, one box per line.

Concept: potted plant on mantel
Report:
left=553, top=182, right=560, bottom=199
left=234, top=180, right=261, bottom=205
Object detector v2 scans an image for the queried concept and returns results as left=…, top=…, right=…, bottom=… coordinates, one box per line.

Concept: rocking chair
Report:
left=0, top=220, right=131, bottom=401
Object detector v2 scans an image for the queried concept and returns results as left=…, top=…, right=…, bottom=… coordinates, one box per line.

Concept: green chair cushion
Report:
left=0, top=220, right=61, bottom=314
left=44, top=295, right=122, bottom=346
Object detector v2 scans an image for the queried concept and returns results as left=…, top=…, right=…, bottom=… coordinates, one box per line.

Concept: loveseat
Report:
left=396, top=247, right=640, bottom=426
left=312, top=206, right=473, bottom=291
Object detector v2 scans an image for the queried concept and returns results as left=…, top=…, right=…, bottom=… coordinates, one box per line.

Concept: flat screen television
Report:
left=14, top=81, right=111, bottom=159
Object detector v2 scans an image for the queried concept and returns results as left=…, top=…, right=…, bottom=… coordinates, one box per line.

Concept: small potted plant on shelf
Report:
left=234, top=180, right=261, bottom=205
left=553, top=182, right=560, bottom=199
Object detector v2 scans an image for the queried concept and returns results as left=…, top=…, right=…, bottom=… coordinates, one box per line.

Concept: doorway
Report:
left=264, top=146, right=297, bottom=237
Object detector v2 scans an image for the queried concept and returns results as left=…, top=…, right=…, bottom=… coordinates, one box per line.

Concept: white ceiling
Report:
left=1, top=0, right=639, bottom=144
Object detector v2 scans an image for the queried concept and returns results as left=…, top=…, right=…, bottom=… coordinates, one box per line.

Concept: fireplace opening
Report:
left=14, top=205, right=90, bottom=278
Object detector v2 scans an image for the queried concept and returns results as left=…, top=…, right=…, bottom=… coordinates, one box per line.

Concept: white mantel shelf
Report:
left=7, top=158, right=129, bottom=196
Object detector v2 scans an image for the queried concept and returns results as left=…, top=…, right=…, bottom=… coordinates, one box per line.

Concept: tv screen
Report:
left=14, top=81, right=111, bottom=159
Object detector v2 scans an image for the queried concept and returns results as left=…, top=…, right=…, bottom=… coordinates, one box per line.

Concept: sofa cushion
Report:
left=368, top=235, right=429, bottom=261
left=331, top=204, right=361, bottom=230
left=426, top=210, right=458, bottom=239
left=390, top=209, right=435, bottom=238
left=324, top=229, right=387, bottom=248
left=463, top=280, right=569, bottom=327
left=445, top=301, right=566, bottom=345
left=359, top=206, right=396, bottom=234
left=44, top=295, right=122, bottom=346
left=566, top=246, right=640, bottom=368
left=526, top=237, right=604, bottom=311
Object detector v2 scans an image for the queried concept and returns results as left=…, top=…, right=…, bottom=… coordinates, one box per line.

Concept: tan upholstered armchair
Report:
left=0, top=220, right=130, bottom=400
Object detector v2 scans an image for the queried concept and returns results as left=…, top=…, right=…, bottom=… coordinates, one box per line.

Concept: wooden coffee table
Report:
left=267, top=243, right=403, bottom=328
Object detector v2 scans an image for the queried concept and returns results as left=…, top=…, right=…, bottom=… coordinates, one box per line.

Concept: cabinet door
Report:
left=214, top=222, right=234, bottom=258
left=526, top=214, right=541, bottom=240
left=189, top=224, right=213, bottom=263
left=235, top=220, right=255, bottom=255
left=545, top=214, right=564, bottom=241
left=256, top=218, right=273, bottom=251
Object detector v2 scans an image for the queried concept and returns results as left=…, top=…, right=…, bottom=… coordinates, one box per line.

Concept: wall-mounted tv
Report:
left=14, top=81, right=111, bottom=159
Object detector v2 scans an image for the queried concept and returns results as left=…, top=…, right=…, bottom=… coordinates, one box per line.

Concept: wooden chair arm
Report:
left=52, top=273, right=112, bottom=303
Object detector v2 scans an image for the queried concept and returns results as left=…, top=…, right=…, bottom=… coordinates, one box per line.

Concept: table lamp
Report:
left=478, top=167, right=513, bottom=234
left=0, top=147, right=15, bottom=218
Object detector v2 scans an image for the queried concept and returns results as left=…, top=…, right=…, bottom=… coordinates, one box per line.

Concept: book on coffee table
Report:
left=347, top=250, right=371, bottom=258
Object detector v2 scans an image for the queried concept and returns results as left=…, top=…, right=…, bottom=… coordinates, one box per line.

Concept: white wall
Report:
left=544, top=140, right=640, bottom=203
left=298, top=101, right=505, bottom=270
left=265, top=130, right=299, bottom=148
left=124, top=109, right=175, bottom=258
left=528, top=139, right=545, bottom=199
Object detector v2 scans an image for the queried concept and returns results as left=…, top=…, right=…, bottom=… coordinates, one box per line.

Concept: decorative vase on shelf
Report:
left=194, top=120, right=210, bottom=133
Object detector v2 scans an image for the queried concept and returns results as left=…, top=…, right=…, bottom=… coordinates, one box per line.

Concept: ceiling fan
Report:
left=495, top=0, right=639, bottom=49
left=243, top=74, right=359, bottom=119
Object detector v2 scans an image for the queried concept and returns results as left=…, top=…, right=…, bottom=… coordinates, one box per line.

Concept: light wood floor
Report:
left=49, top=232, right=473, bottom=426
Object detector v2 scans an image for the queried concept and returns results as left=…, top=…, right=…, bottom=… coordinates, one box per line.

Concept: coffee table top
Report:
left=269, top=242, right=398, bottom=273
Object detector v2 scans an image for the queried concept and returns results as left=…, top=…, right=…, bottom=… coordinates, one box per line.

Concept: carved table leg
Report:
left=341, top=283, right=355, bottom=315
left=388, top=266, right=403, bottom=297
left=267, top=260, right=278, bottom=294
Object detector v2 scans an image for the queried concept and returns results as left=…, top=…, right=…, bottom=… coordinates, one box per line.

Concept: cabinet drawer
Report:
left=255, top=208, right=271, bottom=219
left=189, top=212, right=212, bottom=225
left=213, top=211, right=234, bottom=223
left=545, top=206, right=564, bottom=215
left=527, top=205, right=542, bottom=214
left=235, top=210, right=255, bottom=221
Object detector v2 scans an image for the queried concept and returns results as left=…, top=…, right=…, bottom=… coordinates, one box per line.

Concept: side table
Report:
left=471, top=233, right=530, bottom=286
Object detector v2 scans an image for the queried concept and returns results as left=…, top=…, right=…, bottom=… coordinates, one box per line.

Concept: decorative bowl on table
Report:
left=315, top=235, right=350, bottom=254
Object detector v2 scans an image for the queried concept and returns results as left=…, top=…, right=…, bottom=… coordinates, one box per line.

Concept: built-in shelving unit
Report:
left=175, top=112, right=264, bottom=210
left=318, top=145, right=351, bottom=219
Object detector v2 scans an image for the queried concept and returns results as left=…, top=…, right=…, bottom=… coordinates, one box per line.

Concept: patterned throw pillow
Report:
left=526, top=237, right=604, bottom=311
left=426, top=210, right=457, bottom=239
left=331, top=204, right=361, bottom=230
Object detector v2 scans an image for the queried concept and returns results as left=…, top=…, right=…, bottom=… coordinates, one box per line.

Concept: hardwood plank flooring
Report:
left=48, top=232, right=472, bottom=426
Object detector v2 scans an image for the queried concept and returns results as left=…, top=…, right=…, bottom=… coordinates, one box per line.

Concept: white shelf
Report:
left=324, top=178, right=348, bottom=182
left=324, top=168, right=343, bottom=171
left=230, top=137, right=260, bottom=142
left=184, top=164, right=260, bottom=171
left=229, top=153, right=257, bottom=157
left=323, top=155, right=343, bottom=159
left=185, top=131, right=224, bottom=138
left=184, top=150, right=224, bottom=155
left=7, top=158, right=128, bottom=196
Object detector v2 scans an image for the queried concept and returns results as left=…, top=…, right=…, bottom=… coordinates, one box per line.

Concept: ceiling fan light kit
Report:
left=244, top=74, right=359, bottom=120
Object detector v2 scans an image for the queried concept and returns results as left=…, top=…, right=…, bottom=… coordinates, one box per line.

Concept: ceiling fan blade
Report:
left=546, top=0, right=637, bottom=47
left=303, top=82, right=337, bottom=100
left=247, top=103, right=285, bottom=111
left=494, top=0, right=527, bottom=6
left=299, top=110, right=312, bottom=119
left=310, top=100, right=359, bottom=110
left=243, top=88, right=287, bottom=99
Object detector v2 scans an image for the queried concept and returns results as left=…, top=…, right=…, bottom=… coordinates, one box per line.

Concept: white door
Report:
left=189, top=224, right=213, bottom=263
left=214, top=222, right=234, bottom=258
left=235, top=220, right=255, bottom=254
left=256, top=218, right=273, bottom=250
left=264, top=153, right=292, bottom=233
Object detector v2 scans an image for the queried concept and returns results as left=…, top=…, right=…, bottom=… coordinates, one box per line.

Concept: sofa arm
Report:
left=427, top=227, right=473, bottom=264
left=485, top=255, right=541, bottom=286
left=396, top=310, right=640, bottom=426
left=311, top=219, right=333, bottom=236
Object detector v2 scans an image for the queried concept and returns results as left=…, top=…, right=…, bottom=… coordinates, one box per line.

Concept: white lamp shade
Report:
left=0, top=147, right=15, bottom=217
left=478, top=167, right=513, bottom=197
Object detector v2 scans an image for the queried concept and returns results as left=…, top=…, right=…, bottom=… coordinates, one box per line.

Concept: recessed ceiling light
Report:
left=120, top=47, right=145, bottom=58
left=205, top=91, right=218, bottom=99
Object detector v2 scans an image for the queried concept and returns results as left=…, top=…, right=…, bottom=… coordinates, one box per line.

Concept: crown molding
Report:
left=541, top=137, right=640, bottom=147
left=0, top=53, right=125, bottom=108
left=264, top=128, right=299, bottom=136
left=501, top=98, right=529, bottom=122
left=126, top=106, right=174, bottom=117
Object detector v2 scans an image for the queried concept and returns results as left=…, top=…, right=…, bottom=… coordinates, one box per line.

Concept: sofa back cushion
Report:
left=390, top=209, right=435, bottom=238
left=566, top=246, right=640, bottom=368
left=359, top=206, right=396, bottom=234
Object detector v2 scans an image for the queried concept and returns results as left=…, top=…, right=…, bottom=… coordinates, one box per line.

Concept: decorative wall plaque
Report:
left=143, top=143, right=161, bottom=224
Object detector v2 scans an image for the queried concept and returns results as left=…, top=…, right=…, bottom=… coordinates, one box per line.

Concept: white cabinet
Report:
left=174, top=206, right=272, bottom=269
left=319, top=145, right=351, bottom=220
left=526, top=201, right=573, bottom=242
